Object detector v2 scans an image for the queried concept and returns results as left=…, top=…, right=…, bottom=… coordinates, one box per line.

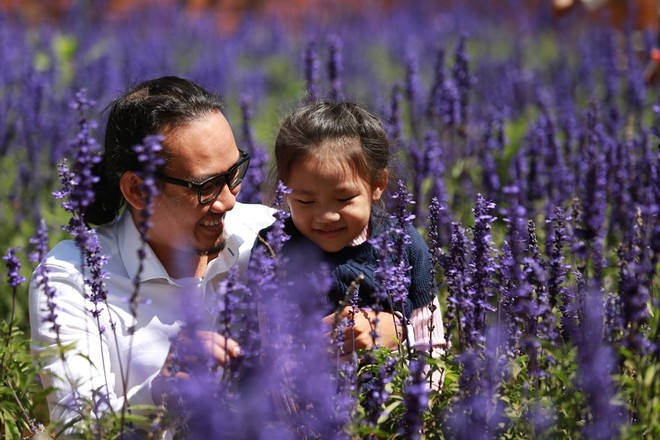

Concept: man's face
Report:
left=146, top=111, right=242, bottom=271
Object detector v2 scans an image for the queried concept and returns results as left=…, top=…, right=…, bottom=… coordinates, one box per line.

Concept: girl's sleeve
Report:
left=406, top=226, right=446, bottom=388
left=409, top=296, right=446, bottom=389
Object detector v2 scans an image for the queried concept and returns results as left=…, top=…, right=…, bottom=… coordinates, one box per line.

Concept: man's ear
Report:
left=119, top=171, right=146, bottom=210
left=372, top=170, right=389, bottom=202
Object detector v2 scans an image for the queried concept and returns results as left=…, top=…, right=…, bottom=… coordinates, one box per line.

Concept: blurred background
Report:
left=1, top=0, right=657, bottom=33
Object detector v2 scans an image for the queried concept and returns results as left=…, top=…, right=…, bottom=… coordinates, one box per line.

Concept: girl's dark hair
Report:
left=83, top=76, right=225, bottom=225
left=270, top=100, right=390, bottom=203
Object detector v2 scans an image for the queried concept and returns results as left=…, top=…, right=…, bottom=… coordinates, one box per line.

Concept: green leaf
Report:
left=377, top=400, right=403, bottom=425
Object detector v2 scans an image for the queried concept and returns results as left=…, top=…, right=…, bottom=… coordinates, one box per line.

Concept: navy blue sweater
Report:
left=253, top=207, right=434, bottom=317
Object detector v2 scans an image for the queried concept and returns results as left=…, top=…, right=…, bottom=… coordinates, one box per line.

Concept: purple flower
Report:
left=447, top=326, right=508, bottom=440
left=623, top=42, right=646, bottom=114
left=540, top=112, right=570, bottom=212
left=334, top=360, right=358, bottom=427
left=604, top=291, right=624, bottom=345
left=524, top=221, right=558, bottom=358
left=29, top=220, right=62, bottom=344
left=132, top=134, right=164, bottom=237
left=576, top=39, right=596, bottom=98
left=469, top=194, right=498, bottom=340
left=519, top=115, right=546, bottom=210
left=424, top=131, right=451, bottom=214
left=400, top=357, right=429, bottom=439
left=608, top=138, right=636, bottom=241
left=244, top=182, right=345, bottom=436
left=425, top=46, right=447, bottom=122
left=81, top=232, right=109, bottom=307
left=481, top=118, right=503, bottom=204
left=358, top=351, right=398, bottom=426
left=247, top=182, right=291, bottom=297
left=327, top=34, right=343, bottom=101
left=3, top=247, right=26, bottom=288
left=427, top=195, right=452, bottom=260
left=440, top=79, right=462, bottom=135
left=406, top=137, right=425, bottom=224
left=372, top=181, right=414, bottom=321
left=303, top=40, right=320, bottom=101
left=126, top=134, right=164, bottom=329
left=576, top=283, right=623, bottom=439
left=452, top=34, right=472, bottom=133
left=405, top=51, right=422, bottom=137
left=64, top=89, right=101, bottom=215
left=577, top=102, right=608, bottom=245
left=497, top=186, right=530, bottom=351
left=497, top=241, right=521, bottom=349
left=616, top=215, right=651, bottom=355
left=387, top=82, right=404, bottom=144
left=545, top=206, right=573, bottom=342
left=54, top=89, right=110, bottom=324
left=237, top=93, right=268, bottom=204
left=1, top=247, right=26, bottom=375
left=440, top=222, right=472, bottom=349
left=599, top=30, right=621, bottom=121
left=427, top=197, right=448, bottom=260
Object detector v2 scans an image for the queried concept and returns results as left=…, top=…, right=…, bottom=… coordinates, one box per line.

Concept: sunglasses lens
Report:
left=198, top=153, right=250, bottom=204
left=228, top=158, right=250, bottom=189
left=199, top=176, right=226, bottom=204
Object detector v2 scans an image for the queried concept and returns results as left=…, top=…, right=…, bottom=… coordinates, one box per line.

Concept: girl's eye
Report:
left=339, top=195, right=357, bottom=203
left=295, top=199, right=313, bottom=205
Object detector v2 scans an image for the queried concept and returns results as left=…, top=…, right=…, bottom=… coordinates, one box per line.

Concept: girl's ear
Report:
left=372, top=170, right=389, bottom=202
left=119, top=171, right=146, bottom=211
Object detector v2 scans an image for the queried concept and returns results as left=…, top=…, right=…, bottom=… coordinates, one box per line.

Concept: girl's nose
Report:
left=315, top=207, right=340, bottom=223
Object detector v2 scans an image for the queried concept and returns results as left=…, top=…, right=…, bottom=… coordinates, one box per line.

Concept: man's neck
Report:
left=163, top=251, right=218, bottom=279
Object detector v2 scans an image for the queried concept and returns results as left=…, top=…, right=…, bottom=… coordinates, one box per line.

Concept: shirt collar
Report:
left=117, top=210, right=241, bottom=283
left=204, top=229, right=240, bottom=280
left=118, top=211, right=169, bottom=282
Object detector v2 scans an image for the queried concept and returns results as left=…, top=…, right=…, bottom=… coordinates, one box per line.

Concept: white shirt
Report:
left=29, top=202, right=274, bottom=435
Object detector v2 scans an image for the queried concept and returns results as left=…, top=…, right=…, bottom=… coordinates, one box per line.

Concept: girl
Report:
left=254, top=100, right=444, bottom=360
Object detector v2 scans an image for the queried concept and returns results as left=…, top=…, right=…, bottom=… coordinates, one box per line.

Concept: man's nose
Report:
left=209, top=184, right=237, bottom=212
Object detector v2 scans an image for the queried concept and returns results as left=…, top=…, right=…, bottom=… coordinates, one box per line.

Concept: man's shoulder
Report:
left=41, top=219, right=123, bottom=274
left=45, top=239, right=82, bottom=267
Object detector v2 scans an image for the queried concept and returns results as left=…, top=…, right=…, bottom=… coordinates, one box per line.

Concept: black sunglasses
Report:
left=155, top=150, right=251, bottom=204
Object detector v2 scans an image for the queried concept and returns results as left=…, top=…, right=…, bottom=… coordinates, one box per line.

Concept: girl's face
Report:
left=285, top=149, right=387, bottom=253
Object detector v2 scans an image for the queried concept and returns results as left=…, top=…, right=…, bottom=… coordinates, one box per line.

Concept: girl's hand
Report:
left=322, top=307, right=403, bottom=356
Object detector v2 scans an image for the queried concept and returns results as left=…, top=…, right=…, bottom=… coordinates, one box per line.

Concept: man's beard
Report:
left=196, top=236, right=227, bottom=256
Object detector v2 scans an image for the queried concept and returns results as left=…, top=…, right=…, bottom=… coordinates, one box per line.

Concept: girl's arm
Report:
left=409, top=296, right=446, bottom=389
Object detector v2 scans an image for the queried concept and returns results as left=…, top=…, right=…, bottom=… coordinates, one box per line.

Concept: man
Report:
left=29, top=76, right=275, bottom=435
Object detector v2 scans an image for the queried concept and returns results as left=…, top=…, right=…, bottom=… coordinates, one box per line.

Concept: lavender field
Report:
left=1, top=1, right=659, bottom=438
